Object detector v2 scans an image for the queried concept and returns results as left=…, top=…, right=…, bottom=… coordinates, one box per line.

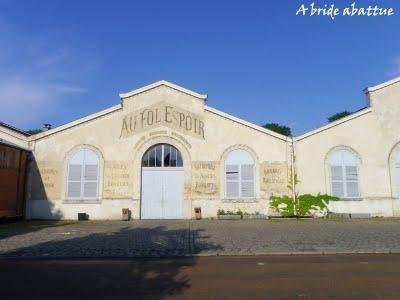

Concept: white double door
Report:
left=141, top=167, right=184, bottom=219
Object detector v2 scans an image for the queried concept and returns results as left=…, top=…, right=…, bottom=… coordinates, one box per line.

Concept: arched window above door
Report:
left=142, top=144, right=183, bottom=167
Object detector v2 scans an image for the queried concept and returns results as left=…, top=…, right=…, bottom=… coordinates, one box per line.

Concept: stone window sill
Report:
left=337, top=197, right=363, bottom=201
left=63, top=200, right=102, bottom=204
left=222, top=198, right=258, bottom=203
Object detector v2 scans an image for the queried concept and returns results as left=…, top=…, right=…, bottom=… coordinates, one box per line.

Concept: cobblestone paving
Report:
left=1, top=219, right=400, bottom=258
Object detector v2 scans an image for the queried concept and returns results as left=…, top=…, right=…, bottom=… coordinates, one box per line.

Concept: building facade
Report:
left=1, top=77, right=400, bottom=219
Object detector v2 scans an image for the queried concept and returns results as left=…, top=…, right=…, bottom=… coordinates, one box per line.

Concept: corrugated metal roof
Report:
left=0, top=122, right=30, bottom=136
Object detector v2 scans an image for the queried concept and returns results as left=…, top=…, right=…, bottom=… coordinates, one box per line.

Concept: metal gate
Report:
left=140, top=144, right=184, bottom=219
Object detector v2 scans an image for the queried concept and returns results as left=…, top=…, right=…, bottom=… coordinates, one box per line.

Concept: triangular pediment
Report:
left=119, top=80, right=207, bottom=101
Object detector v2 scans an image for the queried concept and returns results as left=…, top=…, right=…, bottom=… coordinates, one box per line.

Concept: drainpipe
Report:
left=290, top=136, right=297, bottom=216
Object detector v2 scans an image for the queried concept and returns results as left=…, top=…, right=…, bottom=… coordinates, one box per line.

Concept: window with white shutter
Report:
left=66, top=148, right=100, bottom=200
left=329, top=149, right=360, bottom=199
left=225, top=149, right=255, bottom=199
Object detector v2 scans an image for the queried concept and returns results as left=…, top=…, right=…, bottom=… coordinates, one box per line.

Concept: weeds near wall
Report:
left=270, top=194, right=338, bottom=217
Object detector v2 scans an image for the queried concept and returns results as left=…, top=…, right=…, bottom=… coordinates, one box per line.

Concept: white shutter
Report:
left=241, top=164, right=254, bottom=198
left=82, top=149, right=99, bottom=199
left=67, top=164, right=82, bottom=199
left=329, top=150, right=360, bottom=199
left=66, top=148, right=99, bottom=200
left=345, top=166, right=359, bottom=197
left=67, top=182, right=81, bottom=198
left=226, top=164, right=239, bottom=198
left=330, top=165, right=344, bottom=197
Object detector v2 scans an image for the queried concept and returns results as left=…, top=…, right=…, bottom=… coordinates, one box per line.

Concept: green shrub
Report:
left=270, top=194, right=338, bottom=217
left=217, top=209, right=243, bottom=216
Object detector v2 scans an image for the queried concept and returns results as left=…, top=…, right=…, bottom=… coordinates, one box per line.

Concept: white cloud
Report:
left=388, top=57, right=400, bottom=78
left=0, top=16, right=97, bottom=129
left=393, top=57, right=400, bottom=77
left=0, top=78, right=85, bottom=127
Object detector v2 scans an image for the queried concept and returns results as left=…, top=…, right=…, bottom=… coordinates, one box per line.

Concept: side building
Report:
left=295, top=77, right=400, bottom=216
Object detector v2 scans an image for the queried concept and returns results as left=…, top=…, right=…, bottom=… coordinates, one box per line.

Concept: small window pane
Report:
left=142, top=152, right=149, bottom=167
left=67, top=182, right=81, bottom=198
left=164, top=145, right=171, bottom=167
left=149, top=148, right=156, bottom=167
left=68, top=165, right=82, bottom=181
left=155, top=145, right=162, bottom=167
left=177, top=152, right=183, bottom=167
left=331, top=166, right=343, bottom=181
left=170, top=147, right=177, bottom=167
left=83, top=182, right=98, bottom=198
left=226, top=165, right=239, bottom=181
left=332, top=182, right=344, bottom=198
left=226, top=181, right=239, bottom=198
left=241, top=181, right=254, bottom=198
left=85, top=165, right=98, bottom=181
left=241, top=164, right=254, bottom=181
left=346, top=182, right=359, bottom=198
left=345, top=166, right=358, bottom=181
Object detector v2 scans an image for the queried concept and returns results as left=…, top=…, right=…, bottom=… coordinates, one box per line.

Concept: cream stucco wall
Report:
left=7, top=78, right=400, bottom=220
left=294, top=79, right=400, bottom=216
left=26, top=82, right=290, bottom=220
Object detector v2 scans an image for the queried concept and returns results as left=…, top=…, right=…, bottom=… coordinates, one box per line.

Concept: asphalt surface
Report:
left=1, top=254, right=400, bottom=299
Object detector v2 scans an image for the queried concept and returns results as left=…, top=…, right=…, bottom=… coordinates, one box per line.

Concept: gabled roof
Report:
left=0, top=122, right=30, bottom=137
left=364, top=76, right=400, bottom=93
left=294, top=107, right=372, bottom=141
left=29, top=104, right=122, bottom=141
left=119, top=80, right=207, bottom=100
left=205, top=106, right=290, bottom=141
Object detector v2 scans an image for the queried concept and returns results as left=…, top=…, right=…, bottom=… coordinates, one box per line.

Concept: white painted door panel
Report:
left=141, top=167, right=184, bottom=219
left=162, top=169, right=184, bottom=219
left=141, top=169, right=163, bottom=219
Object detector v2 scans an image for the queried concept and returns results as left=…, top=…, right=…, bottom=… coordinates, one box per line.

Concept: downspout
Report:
left=290, top=136, right=297, bottom=216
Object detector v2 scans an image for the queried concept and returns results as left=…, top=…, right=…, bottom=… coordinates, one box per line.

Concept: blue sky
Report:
left=0, top=0, right=399, bottom=135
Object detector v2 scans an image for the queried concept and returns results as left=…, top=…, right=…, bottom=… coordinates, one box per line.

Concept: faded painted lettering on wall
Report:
left=120, top=102, right=205, bottom=139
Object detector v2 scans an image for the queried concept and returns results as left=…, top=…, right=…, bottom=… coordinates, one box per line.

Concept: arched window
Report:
left=142, top=144, right=183, bottom=167
left=329, top=149, right=360, bottom=198
left=396, top=153, right=400, bottom=199
left=224, top=149, right=255, bottom=199
left=66, top=148, right=100, bottom=199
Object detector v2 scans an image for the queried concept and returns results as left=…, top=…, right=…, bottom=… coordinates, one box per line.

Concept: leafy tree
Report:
left=262, top=123, right=291, bottom=136
left=327, top=111, right=353, bottom=123
left=26, top=129, right=43, bottom=135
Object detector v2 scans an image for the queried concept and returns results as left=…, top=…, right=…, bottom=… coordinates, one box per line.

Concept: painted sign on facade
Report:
left=260, top=162, right=289, bottom=196
left=103, top=161, right=134, bottom=199
left=31, top=162, right=62, bottom=200
left=120, top=102, right=205, bottom=139
left=191, top=161, right=219, bottom=198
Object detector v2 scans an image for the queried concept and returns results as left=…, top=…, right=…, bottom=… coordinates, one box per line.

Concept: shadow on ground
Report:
left=0, top=225, right=223, bottom=298
left=0, top=220, right=76, bottom=240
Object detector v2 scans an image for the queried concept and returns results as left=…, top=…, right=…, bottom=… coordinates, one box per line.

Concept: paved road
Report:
left=1, top=254, right=400, bottom=299
left=1, top=219, right=400, bottom=258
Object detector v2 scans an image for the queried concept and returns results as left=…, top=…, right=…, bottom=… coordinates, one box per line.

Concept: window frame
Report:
left=141, top=144, right=183, bottom=168
left=224, top=149, right=255, bottom=200
left=328, top=149, right=361, bottom=199
left=65, top=148, right=100, bottom=201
